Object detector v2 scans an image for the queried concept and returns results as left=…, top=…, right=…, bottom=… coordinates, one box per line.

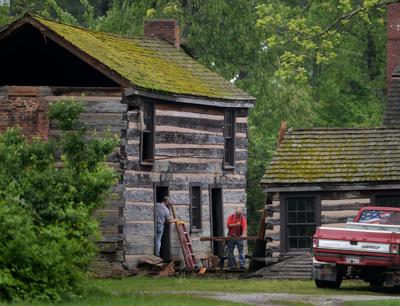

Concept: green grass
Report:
left=0, top=293, right=246, bottom=306
left=1, top=277, right=399, bottom=305
left=345, top=301, right=400, bottom=306
left=92, top=276, right=395, bottom=296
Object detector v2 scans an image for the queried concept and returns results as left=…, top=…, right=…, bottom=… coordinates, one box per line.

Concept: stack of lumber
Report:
left=137, top=255, right=175, bottom=276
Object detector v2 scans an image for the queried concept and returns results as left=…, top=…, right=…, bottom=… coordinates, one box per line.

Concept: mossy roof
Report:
left=262, top=128, right=400, bottom=185
left=6, top=15, right=255, bottom=102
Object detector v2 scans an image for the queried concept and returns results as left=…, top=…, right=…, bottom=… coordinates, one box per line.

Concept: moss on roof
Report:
left=31, top=16, right=254, bottom=101
left=262, top=128, right=400, bottom=185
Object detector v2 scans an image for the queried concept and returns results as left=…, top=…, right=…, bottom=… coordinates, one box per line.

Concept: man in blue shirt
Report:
left=155, top=196, right=173, bottom=257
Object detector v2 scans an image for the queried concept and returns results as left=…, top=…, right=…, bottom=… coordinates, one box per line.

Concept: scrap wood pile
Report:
left=137, top=255, right=175, bottom=276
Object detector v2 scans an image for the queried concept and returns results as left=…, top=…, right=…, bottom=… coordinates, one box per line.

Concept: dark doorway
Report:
left=154, top=184, right=171, bottom=260
left=210, top=187, right=224, bottom=256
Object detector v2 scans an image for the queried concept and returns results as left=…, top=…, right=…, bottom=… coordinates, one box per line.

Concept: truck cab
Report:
left=313, top=206, right=400, bottom=288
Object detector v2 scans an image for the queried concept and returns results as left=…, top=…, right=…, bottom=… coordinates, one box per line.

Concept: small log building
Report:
left=0, top=14, right=255, bottom=275
left=262, top=3, right=400, bottom=260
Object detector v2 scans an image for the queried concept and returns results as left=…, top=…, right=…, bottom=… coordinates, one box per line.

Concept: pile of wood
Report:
left=200, top=255, right=219, bottom=270
left=137, top=255, right=175, bottom=276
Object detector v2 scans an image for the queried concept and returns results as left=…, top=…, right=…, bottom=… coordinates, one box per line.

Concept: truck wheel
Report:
left=315, top=279, right=342, bottom=289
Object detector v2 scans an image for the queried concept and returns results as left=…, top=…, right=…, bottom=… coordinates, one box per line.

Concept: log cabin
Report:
left=0, top=14, right=255, bottom=275
left=261, top=4, right=400, bottom=276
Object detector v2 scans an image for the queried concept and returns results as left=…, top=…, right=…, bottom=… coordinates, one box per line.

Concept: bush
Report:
left=0, top=100, right=117, bottom=301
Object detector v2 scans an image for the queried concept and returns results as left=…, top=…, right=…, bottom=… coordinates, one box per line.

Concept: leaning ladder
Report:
left=170, top=203, right=198, bottom=270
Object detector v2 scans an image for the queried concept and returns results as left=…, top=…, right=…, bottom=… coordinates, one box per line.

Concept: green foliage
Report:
left=0, top=4, right=12, bottom=26
left=0, top=101, right=117, bottom=302
left=255, top=1, right=388, bottom=82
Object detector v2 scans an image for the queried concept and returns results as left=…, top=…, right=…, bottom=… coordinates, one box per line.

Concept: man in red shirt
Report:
left=226, top=207, right=247, bottom=269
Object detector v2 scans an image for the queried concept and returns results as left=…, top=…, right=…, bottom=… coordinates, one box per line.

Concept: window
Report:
left=224, top=109, right=236, bottom=168
left=283, top=197, right=319, bottom=252
left=140, top=102, right=155, bottom=164
left=374, top=195, right=400, bottom=207
left=190, top=183, right=202, bottom=231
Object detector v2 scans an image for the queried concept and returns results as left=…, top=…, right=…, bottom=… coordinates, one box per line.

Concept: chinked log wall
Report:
left=268, top=190, right=372, bottom=252
left=0, top=86, right=126, bottom=276
left=122, top=96, right=248, bottom=267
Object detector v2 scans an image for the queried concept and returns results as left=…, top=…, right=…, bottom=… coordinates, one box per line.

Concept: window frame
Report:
left=370, top=192, right=400, bottom=207
left=189, top=182, right=203, bottom=233
left=140, top=100, right=155, bottom=166
left=223, top=109, right=236, bottom=169
left=280, top=193, right=321, bottom=254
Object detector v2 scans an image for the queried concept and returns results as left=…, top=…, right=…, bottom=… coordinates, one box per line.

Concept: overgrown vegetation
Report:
left=0, top=100, right=117, bottom=301
left=0, top=0, right=392, bottom=247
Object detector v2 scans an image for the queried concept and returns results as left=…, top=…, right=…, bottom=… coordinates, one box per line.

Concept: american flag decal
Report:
left=359, top=210, right=383, bottom=224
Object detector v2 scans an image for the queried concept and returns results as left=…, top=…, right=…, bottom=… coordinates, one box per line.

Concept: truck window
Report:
left=359, top=210, right=400, bottom=225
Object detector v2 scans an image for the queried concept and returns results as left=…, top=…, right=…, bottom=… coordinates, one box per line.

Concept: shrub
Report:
left=0, top=100, right=117, bottom=301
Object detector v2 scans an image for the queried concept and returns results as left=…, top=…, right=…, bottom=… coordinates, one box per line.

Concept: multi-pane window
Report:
left=374, top=195, right=400, bottom=207
left=286, top=197, right=316, bottom=250
left=141, top=102, right=155, bottom=164
left=224, top=109, right=236, bottom=168
left=190, top=184, right=202, bottom=231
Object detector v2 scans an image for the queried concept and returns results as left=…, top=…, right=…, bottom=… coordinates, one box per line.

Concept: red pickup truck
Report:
left=313, top=206, right=400, bottom=288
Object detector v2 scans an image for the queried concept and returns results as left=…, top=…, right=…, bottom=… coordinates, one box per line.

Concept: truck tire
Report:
left=315, top=279, right=342, bottom=289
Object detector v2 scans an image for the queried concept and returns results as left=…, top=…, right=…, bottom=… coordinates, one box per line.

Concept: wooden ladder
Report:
left=170, top=203, right=198, bottom=270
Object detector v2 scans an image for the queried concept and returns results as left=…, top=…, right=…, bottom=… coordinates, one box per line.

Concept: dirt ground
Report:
left=162, top=291, right=400, bottom=306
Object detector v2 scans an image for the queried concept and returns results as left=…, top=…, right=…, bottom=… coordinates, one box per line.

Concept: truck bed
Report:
left=313, top=223, right=400, bottom=267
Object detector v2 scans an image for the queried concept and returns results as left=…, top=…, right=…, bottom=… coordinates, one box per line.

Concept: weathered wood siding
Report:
left=122, top=96, right=248, bottom=266
left=268, top=190, right=373, bottom=253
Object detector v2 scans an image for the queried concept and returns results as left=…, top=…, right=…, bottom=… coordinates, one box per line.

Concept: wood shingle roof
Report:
left=262, top=128, right=400, bottom=185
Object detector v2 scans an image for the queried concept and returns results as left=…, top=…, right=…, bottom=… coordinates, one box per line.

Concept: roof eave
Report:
left=125, top=87, right=256, bottom=108
left=263, top=181, right=400, bottom=193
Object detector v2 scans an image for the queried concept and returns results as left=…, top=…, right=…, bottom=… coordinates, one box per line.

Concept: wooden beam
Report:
left=200, top=236, right=273, bottom=242
left=265, top=182, right=400, bottom=192
left=125, top=88, right=255, bottom=109
left=277, top=121, right=287, bottom=147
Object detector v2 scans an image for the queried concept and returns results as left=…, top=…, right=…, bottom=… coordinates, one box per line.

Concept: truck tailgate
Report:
left=313, top=226, right=400, bottom=267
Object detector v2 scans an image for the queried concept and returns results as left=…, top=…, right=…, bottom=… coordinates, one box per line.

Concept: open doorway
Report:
left=154, top=183, right=171, bottom=261
left=210, top=187, right=224, bottom=257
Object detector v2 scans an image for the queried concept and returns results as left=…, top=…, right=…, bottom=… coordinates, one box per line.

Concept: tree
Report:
left=0, top=100, right=117, bottom=301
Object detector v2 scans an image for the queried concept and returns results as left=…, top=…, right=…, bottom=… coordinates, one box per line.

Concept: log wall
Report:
left=122, top=96, right=249, bottom=267
left=267, top=190, right=380, bottom=253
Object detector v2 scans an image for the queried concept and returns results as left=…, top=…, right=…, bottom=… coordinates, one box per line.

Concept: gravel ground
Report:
left=154, top=291, right=400, bottom=306
left=202, top=292, right=400, bottom=306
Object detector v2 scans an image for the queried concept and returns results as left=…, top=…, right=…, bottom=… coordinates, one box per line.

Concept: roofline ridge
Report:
left=27, top=14, right=144, bottom=42
left=290, top=126, right=400, bottom=132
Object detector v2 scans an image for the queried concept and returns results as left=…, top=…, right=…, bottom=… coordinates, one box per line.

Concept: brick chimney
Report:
left=144, top=19, right=180, bottom=49
left=387, top=3, right=400, bottom=88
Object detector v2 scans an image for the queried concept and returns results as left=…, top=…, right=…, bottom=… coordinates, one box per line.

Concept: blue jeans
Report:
left=227, top=240, right=245, bottom=268
left=155, top=223, right=164, bottom=257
